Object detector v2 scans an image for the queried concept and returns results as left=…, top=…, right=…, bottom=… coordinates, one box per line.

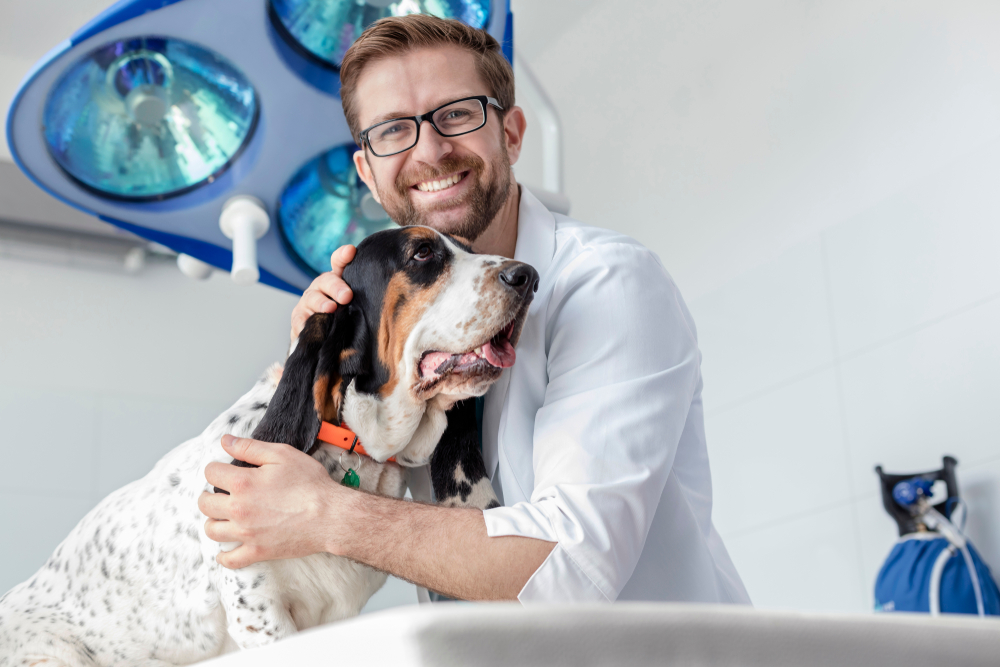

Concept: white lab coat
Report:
left=477, top=187, right=750, bottom=604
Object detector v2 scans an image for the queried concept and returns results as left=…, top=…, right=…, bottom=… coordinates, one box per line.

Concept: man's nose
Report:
left=498, top=263, right=540, bottom=299
left=410, top=120, right=452, bottom=164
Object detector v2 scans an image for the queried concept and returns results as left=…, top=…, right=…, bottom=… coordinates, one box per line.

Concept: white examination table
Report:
left=200, top=603, right=1000, bottom=666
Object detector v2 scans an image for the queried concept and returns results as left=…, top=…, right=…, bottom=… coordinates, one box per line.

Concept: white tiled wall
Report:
left=690, top=141, right=1000, bottom=612
left=0, top=257, right=418, bottom=611
left=693, top=239, right=836, bottom=411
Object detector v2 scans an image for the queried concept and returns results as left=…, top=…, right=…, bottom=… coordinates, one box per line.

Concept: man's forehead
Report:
left=354, top=45, right=491, bottom=127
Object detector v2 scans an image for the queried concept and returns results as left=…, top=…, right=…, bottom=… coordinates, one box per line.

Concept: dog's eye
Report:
left=413, top=244, right=433, bottom=262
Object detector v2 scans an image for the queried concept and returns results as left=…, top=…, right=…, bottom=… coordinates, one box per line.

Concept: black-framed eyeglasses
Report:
left=359, top=95, right=504, bottom=158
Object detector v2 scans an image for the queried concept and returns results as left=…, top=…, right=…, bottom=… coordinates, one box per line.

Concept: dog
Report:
left=0, top=226, right=538, bottom=666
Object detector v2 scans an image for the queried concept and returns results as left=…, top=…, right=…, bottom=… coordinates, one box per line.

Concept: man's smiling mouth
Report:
left=413, top=171, right=467, bottom=193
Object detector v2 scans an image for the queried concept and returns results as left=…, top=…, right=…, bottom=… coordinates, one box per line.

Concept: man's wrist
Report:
left=322, top=482, right=368, bottom=558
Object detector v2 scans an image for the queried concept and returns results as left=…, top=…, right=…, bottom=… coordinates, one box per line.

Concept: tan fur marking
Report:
left=313, top=376, right=328, bottom=417
left=299, top=313, right=329, bottom=343
left=313, top=375, right=343, bottom=423
left=403, top=226, right=440, bottom=242
left=326, top=378, right=343, bottom=422
left=377, top=270, right=449, bottom=399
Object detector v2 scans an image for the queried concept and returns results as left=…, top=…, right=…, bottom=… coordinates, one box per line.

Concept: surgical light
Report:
left=7, top=0, right=513, bottom=294
left=278, top=144, right=394, bottom=275
left=42, top=36, right=258, bottom=201
left=269, top=0, right=490, bottom=69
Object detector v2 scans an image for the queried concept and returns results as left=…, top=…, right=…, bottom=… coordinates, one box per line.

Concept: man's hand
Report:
left=200, top=436, right=553, bottom=597
left=290, top=245, right=356, bottom=342
left=198, top=435, right=345, bottom=569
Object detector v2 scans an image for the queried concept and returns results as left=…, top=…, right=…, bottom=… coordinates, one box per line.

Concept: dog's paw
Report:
left=227, top=610, right=295, bottom=650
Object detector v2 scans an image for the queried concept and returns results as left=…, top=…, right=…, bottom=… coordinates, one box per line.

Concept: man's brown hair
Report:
left=339, top=14, right=514, bottom=142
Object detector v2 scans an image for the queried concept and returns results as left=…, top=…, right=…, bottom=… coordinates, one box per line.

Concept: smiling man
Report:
left=199, top=15, right=749, bottom=605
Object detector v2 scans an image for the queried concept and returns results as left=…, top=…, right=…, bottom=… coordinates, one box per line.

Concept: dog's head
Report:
left=253, top=226, right=538, bottom=466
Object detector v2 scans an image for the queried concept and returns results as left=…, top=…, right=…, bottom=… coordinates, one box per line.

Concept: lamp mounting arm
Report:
left=219, top=195, right=269, bottom=285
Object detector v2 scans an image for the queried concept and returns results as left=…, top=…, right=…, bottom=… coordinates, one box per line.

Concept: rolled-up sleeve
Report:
left=483, top=241, right=701, bottom=603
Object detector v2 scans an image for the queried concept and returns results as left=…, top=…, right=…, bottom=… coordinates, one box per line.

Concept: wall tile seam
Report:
left=703, top=284, right=1000, bottom=419
left=721, top=477, right=999, bottom=545
left=720, top=496, right=859, bottom=541
left=958, top=451, right=1000, bottom=472
left=703, top=360, right=836, bottom=418
left=92, top=395, right=102, bottom=506
left=820, top=234, right=868, bottom=605
left=831, top=284, right=1000, bottom=365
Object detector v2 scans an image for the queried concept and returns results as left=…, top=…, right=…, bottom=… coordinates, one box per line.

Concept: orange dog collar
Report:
left=317, top=421, right=395, bottom=463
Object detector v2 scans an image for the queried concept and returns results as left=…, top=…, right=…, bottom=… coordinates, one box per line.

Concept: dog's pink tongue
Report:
left=483, top=338, right=516, bottom=368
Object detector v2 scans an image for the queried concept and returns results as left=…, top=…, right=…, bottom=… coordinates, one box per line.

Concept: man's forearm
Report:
left=329, top=490, right=554, bottom=601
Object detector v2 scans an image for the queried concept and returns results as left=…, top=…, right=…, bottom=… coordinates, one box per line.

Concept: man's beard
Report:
left=373, top=147, right=512, bottom=243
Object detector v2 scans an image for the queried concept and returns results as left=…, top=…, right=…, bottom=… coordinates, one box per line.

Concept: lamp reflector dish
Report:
left=43, top=36, right=258, bottom=201
left=269, top=0, right=490, bottom=69
left=278, top=144, right=395, bottom=275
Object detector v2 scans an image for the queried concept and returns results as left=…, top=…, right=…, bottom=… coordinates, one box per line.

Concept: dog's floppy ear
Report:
left=217, top=307, right=367, bottom=487
left=429, top=400, right=500, bottom=510
left=254, top=307, right=368, bottom=453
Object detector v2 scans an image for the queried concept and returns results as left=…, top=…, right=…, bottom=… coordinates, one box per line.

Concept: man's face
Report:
left=352, top=45, right=524, bottom=242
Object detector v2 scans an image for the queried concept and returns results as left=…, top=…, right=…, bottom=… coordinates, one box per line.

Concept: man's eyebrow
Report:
left=367, top=111, right=413, bottom=127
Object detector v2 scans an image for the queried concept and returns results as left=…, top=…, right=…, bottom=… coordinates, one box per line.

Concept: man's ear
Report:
left=503, top=105, right=528, bottom=167
left=353, top=148, right=380, bottom=204
left=250, top=306, right=366, bottom=455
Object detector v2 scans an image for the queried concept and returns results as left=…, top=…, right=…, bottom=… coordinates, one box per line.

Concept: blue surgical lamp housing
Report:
left=7, top=0, right=512, bottom=294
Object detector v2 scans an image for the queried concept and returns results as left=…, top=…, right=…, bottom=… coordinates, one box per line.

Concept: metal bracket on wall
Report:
left=515, top=54, right=570, bottom=215
left=0, top=218, right=173, bottom=274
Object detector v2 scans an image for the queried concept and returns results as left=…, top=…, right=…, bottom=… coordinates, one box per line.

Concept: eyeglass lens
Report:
left=368, top=99, right=486, bottom=156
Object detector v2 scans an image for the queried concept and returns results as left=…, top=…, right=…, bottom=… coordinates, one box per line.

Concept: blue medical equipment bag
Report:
left=874, top=456, right=1000, bottom=616
left=875, top=534, right=1000, bottom=614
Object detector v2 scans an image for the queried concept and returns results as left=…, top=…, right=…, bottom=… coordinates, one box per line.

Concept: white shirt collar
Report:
left=512, top=185, right=557, bottom=280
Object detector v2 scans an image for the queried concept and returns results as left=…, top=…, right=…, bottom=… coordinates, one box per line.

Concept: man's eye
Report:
left=413, top=245, right=433, bottom=262
left=378, top=123, right=409, bottom=140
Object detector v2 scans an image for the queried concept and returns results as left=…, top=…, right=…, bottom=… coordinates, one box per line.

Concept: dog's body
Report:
left=0, top=367, right=400, bottom=666
left=0, top=227, right=538, bottom=666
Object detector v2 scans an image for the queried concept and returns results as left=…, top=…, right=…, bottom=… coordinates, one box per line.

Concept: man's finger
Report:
left=301, top=288, right=339, bottom=314
left=204, top=518, right=243, bottom=543
left=312, top=271, right=352, bottom=305
left=203, top=461, right=253, bottom=496
left=217, top=544, right=262, bottom=570
left=197, top=490, right=232, bottom=519
left=330, top=244, right=356, bottom=274
left=221, top=434, right=288, bottom=466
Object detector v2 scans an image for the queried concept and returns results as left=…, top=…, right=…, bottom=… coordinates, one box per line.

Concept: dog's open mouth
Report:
left=418, top=319, right=517, bottom=381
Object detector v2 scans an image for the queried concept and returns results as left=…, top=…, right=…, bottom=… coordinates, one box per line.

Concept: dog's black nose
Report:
left=499, top=263, right=540, bottom=299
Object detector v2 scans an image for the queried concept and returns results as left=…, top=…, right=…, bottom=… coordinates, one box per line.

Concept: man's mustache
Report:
left=394, top=155, right=485, bottom=192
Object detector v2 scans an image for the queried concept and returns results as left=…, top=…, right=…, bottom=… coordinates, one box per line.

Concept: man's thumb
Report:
left=221, top=434, right=272, bottom=466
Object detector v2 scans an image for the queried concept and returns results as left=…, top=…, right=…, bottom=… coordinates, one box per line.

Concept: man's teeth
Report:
left=415, top=173, right=462, bottom=192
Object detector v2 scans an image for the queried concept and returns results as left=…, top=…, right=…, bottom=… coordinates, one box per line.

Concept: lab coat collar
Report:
left=512, top=185, right=557, bottom=280
left=481, top=184, right=557, bottom=480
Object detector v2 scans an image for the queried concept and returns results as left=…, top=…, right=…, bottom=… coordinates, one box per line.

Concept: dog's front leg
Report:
left=429, top=399, right=499, bottom=510
left=213, top=561, right=298, bottom=649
